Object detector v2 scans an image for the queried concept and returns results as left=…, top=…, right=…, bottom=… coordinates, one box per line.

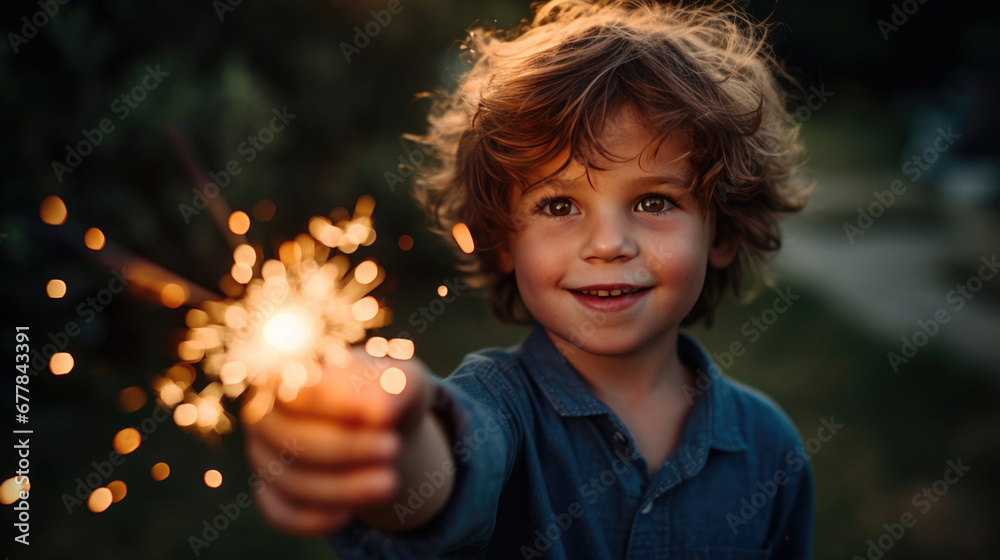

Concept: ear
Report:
left=708, top=225, right=740, bottom=270
left=498, top=246, right=515, bottom=274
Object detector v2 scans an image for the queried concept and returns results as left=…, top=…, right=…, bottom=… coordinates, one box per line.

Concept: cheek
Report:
left=645, top=235, right=710, bottom=288
left=510, top=236, right=564, bottom=303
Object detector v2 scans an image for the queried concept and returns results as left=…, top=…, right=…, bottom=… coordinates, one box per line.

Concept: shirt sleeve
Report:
left=326, top=357, right=524, bottom=560
left=769, top=448, right=815, bottom=559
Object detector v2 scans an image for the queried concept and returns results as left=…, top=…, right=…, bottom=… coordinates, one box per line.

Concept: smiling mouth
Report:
left=570, top=286, right=651, bottom=298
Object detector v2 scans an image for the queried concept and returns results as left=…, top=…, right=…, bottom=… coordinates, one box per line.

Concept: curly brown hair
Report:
left=405, top=0, right=809, bottom=327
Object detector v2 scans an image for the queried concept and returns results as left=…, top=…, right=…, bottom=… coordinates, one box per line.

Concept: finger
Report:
left=254, top=482, right=353, bottom=537
left=246, top=424, right=397, bottom=471
left=268, top=462, right=398, bottom=507
left=278, top=351, right=428, bottom=427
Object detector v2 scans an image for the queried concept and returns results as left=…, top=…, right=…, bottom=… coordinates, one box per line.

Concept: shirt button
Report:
left=640, top=500, right=654, bottom=514
left=613, top=431, right=627, bottom=445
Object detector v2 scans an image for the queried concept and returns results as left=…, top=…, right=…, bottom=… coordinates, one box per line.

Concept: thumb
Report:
left=348, top=347, right=434, bottom=435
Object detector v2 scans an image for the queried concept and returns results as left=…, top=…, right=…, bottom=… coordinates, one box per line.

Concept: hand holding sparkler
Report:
left=244, top=346, right=456, bottom=536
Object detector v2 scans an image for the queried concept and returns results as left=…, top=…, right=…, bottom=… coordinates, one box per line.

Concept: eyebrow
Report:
left=525, top=172, right=693, bottom=195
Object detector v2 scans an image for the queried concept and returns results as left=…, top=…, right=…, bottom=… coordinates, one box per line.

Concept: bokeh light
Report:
left=437, top=284, right=448, bottom=297
left=278, top=240, right=302, bottom=265
left=219, top=361, right=247, bottom=385
left=0, top=477, right=30, bottom=505
left=107, top=481, right=127, bottom=503
left=50, top=352, right=74, bottom=375
left=185, top=309, right=209, bottom=328
left=40, top=195, right=67, bottom=225
left=159, top=383, right=184, bottom=407
left=387, top=338, right=415, bottom=360
left=46, top=279, right=67, bottom=298
left=160, top=283, right=186, bottom=308
left=204, top=469, right=223, bottom=488
left=231, top=262, right=253, bottom=284
left=252, top=199, right=276, bottom=222
left=112, top=428, right=142, bottom=455
left=151, top=462, right=170, bottom=481
left=173, top=403, right=197, bottom=427
left=380, top=367, right=407, bottom=395
left=354, top=260, right=378, bottom=284
left=84, top=227, right=106, bottom=250
left=117, top=386, right=148, bottom=413
left=351, top=296, right=379, bottom=321
left=398, top=235, right=414, bottom=251
left=228, top=211, right=250, bottom=235
left=452, top=222, right=475, bottom=254
left=87, top=487, right=113, bottom=513
left=177, top=340, right=205, bottom=362
left=365, top=336, right=389, bottom=358
left=233, top=244, right=257, bottom=266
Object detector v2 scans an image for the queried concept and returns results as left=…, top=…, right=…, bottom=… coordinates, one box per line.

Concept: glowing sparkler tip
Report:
left=264, top=313, right=307, bottom=351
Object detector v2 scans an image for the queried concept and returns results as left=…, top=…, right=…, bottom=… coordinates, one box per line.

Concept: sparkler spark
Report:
left=154, top=195, right=416, bottom=432
left=34, top=188, right=424, bottom=520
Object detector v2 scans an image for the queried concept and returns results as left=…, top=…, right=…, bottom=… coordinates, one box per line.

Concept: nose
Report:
left=581, top=209, right=638, bottom=262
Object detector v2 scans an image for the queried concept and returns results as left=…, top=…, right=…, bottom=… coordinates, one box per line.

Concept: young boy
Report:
left=245, top=0, right=813, bottom=557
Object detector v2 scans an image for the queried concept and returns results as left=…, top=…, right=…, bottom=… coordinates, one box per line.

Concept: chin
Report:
left=545, top=324, right=653, bottom=357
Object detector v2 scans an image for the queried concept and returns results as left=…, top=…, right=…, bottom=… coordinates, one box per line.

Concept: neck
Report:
left=546, top=328, right=693, bottom=409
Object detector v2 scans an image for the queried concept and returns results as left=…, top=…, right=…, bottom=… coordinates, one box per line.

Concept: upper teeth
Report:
left=580, top=288, right=638, bottom=297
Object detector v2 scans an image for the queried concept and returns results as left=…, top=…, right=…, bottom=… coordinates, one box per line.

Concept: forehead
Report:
left=520, top=105, right=694, bottom=193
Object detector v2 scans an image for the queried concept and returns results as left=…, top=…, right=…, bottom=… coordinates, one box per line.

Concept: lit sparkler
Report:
left=153, top=194, right=417, bottom=433
left=28, top=136, right=473, bottom=515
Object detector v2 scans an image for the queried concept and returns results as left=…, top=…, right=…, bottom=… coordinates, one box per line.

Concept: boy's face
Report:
left=498, top=105, right=738, bottom=357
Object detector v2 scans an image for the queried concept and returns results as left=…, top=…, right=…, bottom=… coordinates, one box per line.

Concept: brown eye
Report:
left=547, top=199, right=574, bottom=216
left=635, top=196, right=668, bottom=213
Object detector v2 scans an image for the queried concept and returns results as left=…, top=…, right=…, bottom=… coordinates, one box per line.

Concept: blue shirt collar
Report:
left=516, top=322, right=747, bottom=453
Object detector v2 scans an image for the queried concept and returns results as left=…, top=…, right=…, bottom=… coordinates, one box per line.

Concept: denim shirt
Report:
left=328, top=323, right=814, bottom=559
